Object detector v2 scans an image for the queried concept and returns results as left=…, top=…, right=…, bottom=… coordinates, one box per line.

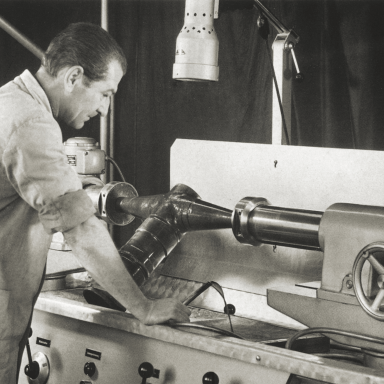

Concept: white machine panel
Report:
left=164, top=140, right=384, bottom=296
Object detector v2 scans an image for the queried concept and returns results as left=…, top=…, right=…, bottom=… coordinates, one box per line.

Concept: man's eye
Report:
left=103, top=94, right=109, bottom=98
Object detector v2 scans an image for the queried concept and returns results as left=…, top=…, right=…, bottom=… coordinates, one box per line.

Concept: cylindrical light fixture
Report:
left=173, top=0, right=219, bottom=82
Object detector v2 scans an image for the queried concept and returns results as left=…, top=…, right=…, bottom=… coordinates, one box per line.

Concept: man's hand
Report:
left=140, top=298, right=191, bottom=325
left=64, top=216, right=191, bottom=326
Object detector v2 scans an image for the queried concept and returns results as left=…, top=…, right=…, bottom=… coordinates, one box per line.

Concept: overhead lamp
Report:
left=173, top=0, right=219, bottom=82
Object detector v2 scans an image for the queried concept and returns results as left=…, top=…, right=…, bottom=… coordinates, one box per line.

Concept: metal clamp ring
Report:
left=232, top=197, right=271, bottom=246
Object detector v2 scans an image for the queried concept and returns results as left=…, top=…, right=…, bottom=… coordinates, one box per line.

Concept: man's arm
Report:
left=3, top=114, right=189, bottom=324
left=63, top=215, right=191, bottom=325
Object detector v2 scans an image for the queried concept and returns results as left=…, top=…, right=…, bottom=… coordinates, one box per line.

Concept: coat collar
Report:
left=17, top=70, right=53, bottom=116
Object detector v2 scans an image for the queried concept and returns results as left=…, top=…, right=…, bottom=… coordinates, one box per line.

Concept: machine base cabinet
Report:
left=19, top=309, right=290, bottom=384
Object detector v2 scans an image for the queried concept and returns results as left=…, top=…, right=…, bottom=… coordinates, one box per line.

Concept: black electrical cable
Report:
left=105, top=155, right=126, bottom=182
left=182, top=281, right=235, bottom=334
left=286, top=327, right=384, bottom=354
left=314, top=353, right=364, bottom=365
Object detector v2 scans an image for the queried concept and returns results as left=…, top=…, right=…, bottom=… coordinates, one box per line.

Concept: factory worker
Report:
left=0, top=22, right=191, bottom=384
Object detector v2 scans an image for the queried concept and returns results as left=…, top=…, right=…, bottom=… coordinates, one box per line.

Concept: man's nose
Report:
left=97, top=97, right=110, bottom=117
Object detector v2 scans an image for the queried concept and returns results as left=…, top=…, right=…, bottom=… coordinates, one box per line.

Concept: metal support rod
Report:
left=0, top=16, right=44, bottom=60
left=109, top=95, right=115, bottom=181
left=254, top=0, right=299, bottom=40
left=100, top=0, right=109, bottom=184
left=254, top=1, right=300, bottom=145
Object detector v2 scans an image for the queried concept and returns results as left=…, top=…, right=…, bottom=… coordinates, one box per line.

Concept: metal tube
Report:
left=109, top=95, right=115, bottom=181
left=232, top=197, right=323, bottom=250
left=0, top=16, right=44, bottom=60
left=248, top=205, right=322, bottom=250
left=253, top=0, right=299, bottom=42
left=101, top=0, right=109, bottom=31
left=117, top=184, right=232, bottom=232
left=119, top=216, right=182, bottom=286
left=100, top=0, right=109, bottom=184
left=254, top=0, right=288, bottom=34
left=115, top=184, right=232, bottom=285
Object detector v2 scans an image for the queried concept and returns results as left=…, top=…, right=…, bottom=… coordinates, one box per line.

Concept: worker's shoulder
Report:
left=0, top=79, right=52, bottom=120
left=0, top=80, right=58, bottom=140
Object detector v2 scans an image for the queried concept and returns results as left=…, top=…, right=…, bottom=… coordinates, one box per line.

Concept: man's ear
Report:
left=64, top=66, right=84, bottom=92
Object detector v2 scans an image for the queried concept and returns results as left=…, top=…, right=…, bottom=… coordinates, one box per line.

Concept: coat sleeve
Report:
left=3, top=112, right=96, bottom=233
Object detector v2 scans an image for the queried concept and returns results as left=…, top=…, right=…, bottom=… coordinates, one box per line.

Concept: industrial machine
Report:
left=20, top=139, right=384, bottom=383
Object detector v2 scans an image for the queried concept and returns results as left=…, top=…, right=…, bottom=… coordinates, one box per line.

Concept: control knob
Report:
left=84, top=361, right=96, bottom=377
left=203, top=371, right=219, bottom=384
left=138, top=362, right=160, bottom=384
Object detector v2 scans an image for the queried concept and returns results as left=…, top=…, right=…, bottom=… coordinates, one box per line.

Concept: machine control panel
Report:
left=20, top=308, right=293, bottom=384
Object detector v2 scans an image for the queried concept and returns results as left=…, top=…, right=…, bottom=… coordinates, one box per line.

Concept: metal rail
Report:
left=0, top=15, right=44, bottom=60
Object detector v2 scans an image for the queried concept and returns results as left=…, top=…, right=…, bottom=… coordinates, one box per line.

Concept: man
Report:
left=0, top=22, right=190, bottom=383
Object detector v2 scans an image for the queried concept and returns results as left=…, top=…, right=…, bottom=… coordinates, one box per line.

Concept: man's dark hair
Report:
left=43, top=22, right=127, bottom=84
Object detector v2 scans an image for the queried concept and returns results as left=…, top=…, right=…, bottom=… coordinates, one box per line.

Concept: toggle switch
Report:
left=24, top=328, right=50, bottom=384
left=24, top=328, right=40, bottom=380
left=138, top=362, right=160, bottom=384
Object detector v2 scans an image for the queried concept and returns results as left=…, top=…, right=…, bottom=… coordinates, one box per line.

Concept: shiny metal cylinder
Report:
left=233, top=197, right=322, bottom=250
left=248, top=205, right=322, bottom=250
left=83, top=181, right=138, bottom=226
left=84, top=184, right=103, bottom=214
left=119, top=216, right=183, bottom=287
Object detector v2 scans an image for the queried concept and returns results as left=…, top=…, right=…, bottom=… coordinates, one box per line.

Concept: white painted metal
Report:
left=19, top=297, right=384, bottom=384
left=272, top=34, right=292, bottom=145
left=163, top=140, right=384, bottom=323
left=19, top=310, right=290, bottom=384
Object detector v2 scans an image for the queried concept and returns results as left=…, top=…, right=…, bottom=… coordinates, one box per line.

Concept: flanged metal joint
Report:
left=232, top=197, right=271, bottom=246
left=99, top=181, right=138, bottom=226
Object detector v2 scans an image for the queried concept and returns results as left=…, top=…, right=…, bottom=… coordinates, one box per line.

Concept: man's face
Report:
left=63, top=60, right=123, bottom=129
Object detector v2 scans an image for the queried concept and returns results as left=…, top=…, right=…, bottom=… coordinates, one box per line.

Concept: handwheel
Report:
left=353, top=242, right=384, bottom=320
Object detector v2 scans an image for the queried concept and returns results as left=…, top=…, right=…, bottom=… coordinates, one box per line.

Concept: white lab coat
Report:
left=0, top=70, right=95, bottom=383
